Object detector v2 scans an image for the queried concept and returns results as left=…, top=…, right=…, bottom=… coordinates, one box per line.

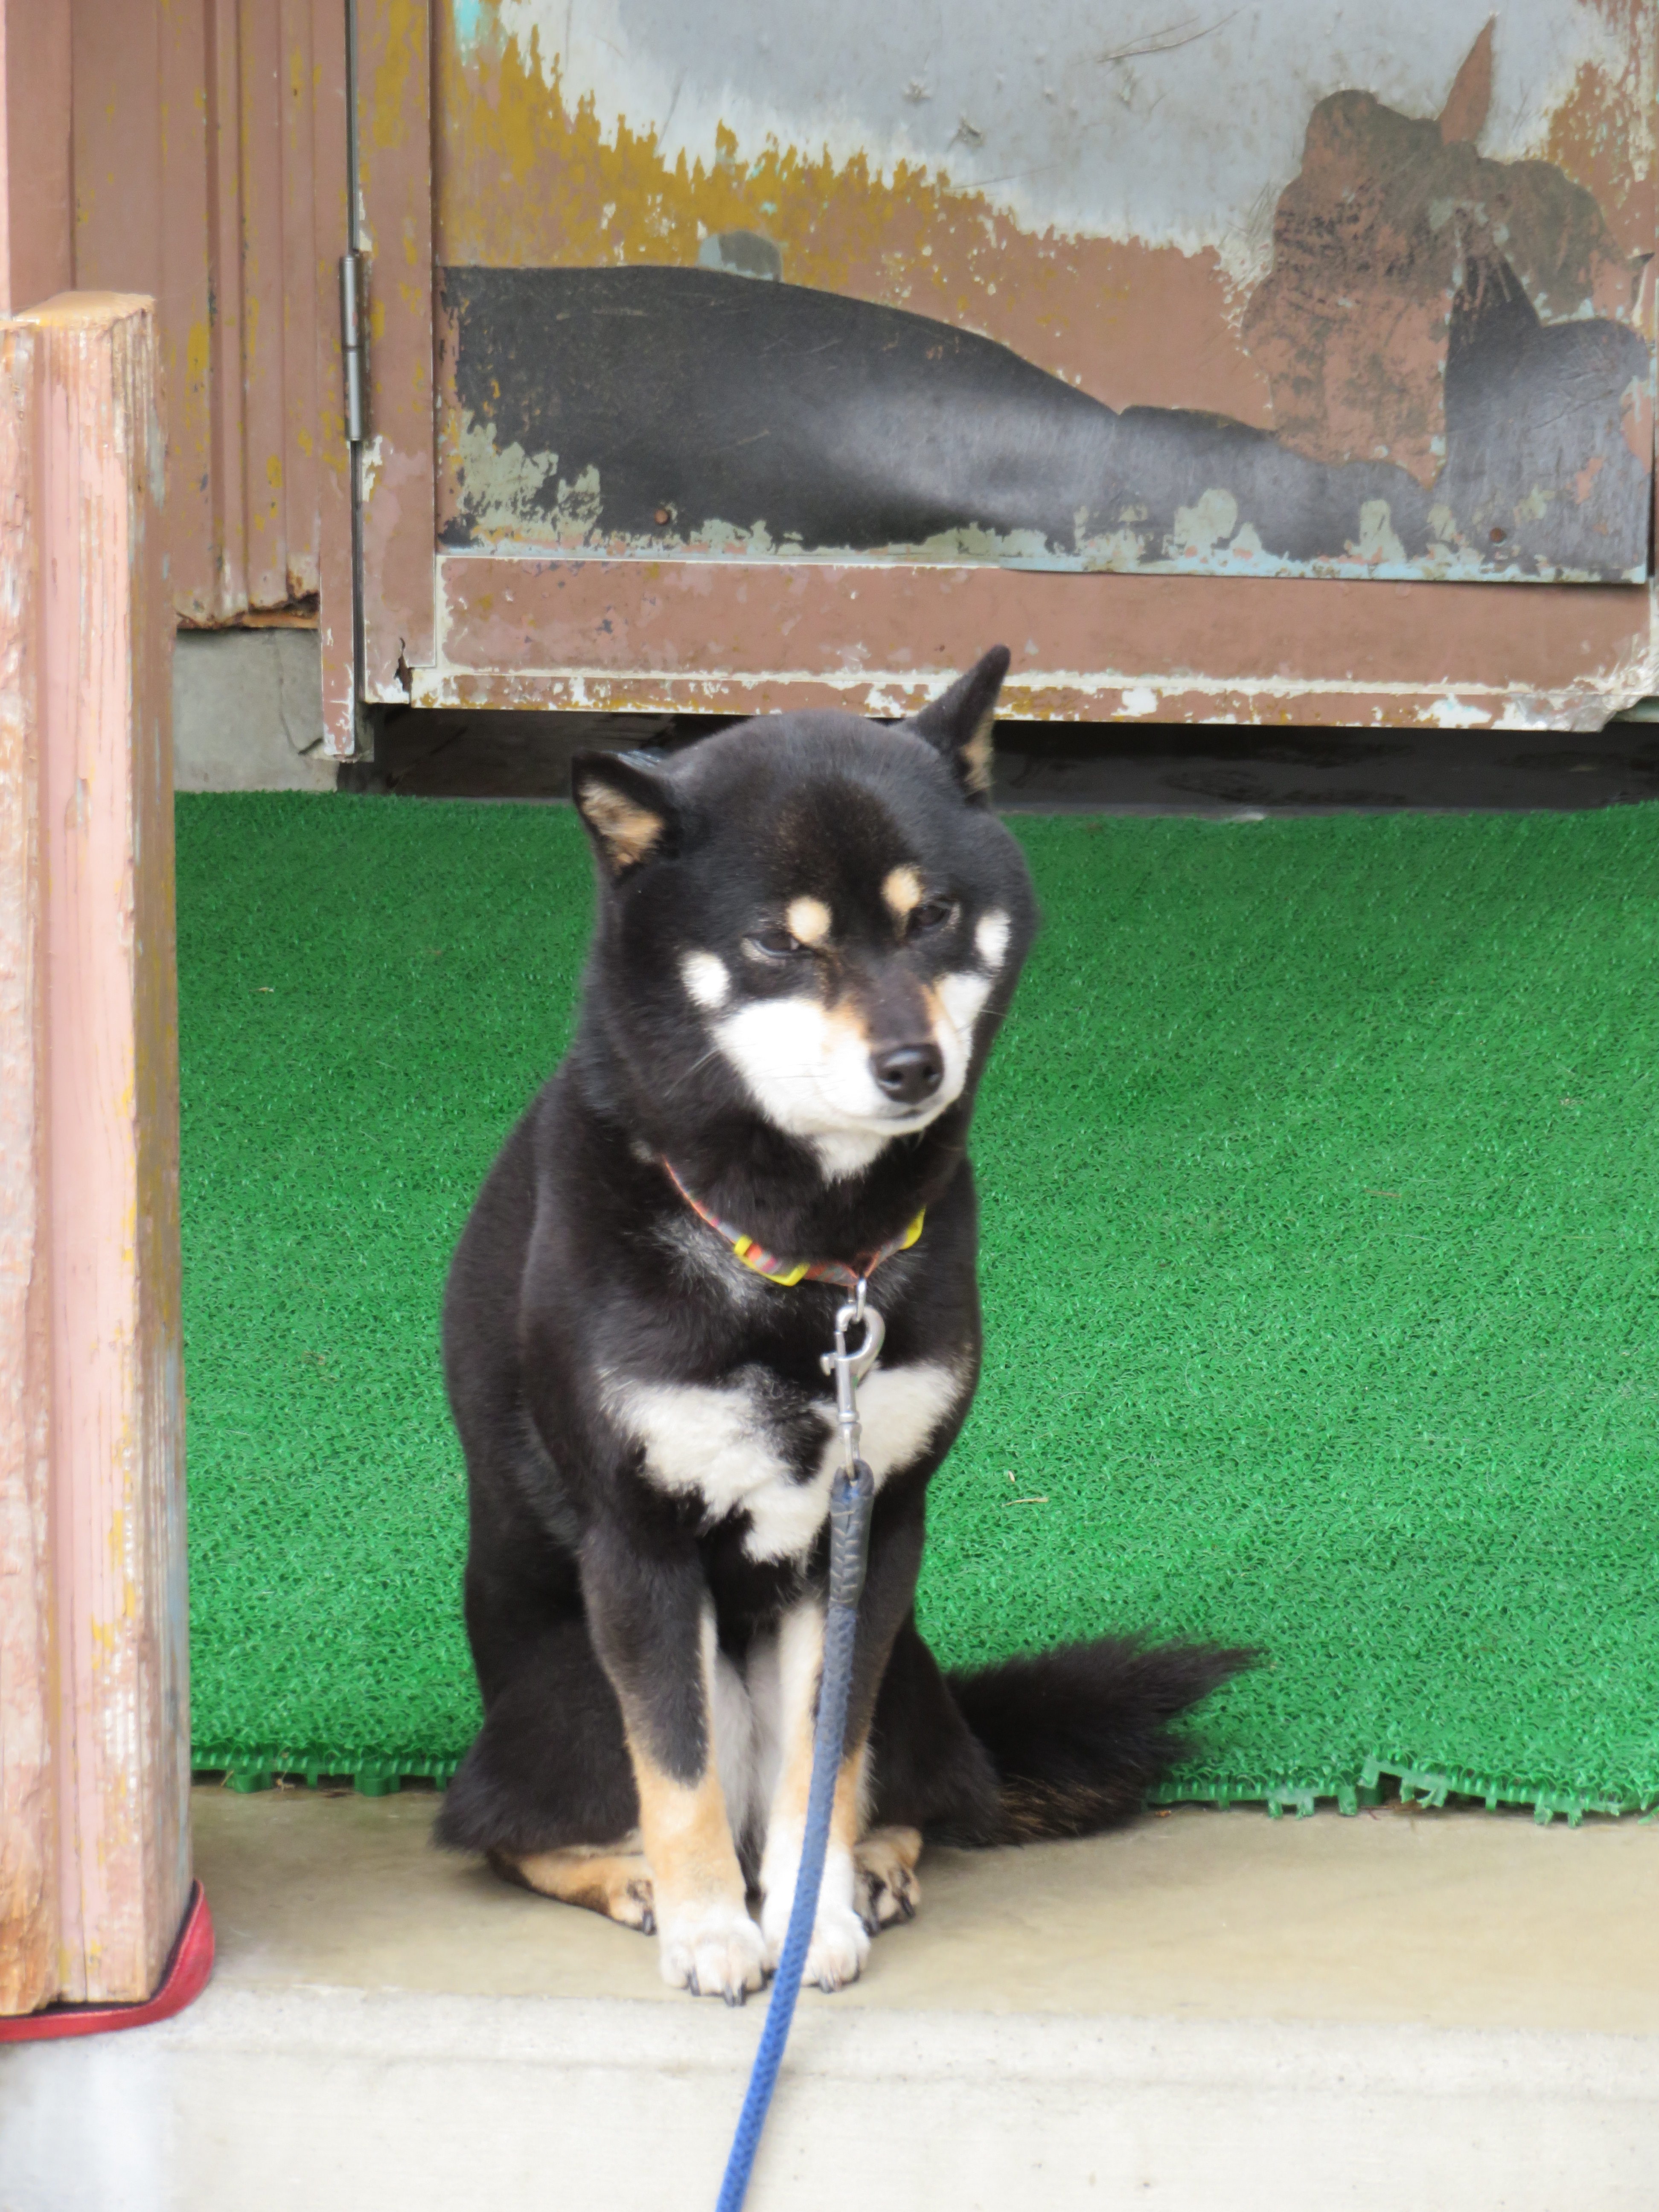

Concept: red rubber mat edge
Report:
left=0, top=1881, right=214, bottom=2042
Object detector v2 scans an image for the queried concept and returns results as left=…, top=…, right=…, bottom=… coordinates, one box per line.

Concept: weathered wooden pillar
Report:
left=0, top=292, right=189, bottom=2014
left=0, top=312, right=51, bottom=2015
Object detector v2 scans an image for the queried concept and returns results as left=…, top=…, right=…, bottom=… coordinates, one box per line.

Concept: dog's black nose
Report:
left=871, top=1042, right=944, bottom=1106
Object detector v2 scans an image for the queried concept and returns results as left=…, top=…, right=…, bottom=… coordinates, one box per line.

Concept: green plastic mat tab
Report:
left=178, top=794, right=1659, bottom=1819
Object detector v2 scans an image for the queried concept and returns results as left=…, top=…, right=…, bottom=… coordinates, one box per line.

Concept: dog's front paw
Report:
left=760, top=1860, right=871, bottom=1992
left=801, top=1901, right=870, bottom=1992
left=658, top=1899, right=768, bottom=2004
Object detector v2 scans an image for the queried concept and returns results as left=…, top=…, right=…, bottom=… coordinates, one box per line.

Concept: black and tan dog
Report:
left=437, top=648, right=1246, bottom=2000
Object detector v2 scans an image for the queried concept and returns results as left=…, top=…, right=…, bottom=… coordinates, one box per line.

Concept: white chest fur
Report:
left=602, top=1359, right=966, bottom=1562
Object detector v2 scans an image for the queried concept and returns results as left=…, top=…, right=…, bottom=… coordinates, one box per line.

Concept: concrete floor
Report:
left=193, top=1784, right=1659, bottom=2037
left=7, top=1786, right=1656, bottom=2211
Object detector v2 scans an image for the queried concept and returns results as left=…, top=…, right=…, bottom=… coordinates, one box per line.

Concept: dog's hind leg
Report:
left=435, top=1617, right=643, bottom=1865
left=853, top=1825, right=922, bottom=1930
left=495, top=1838, right=656, bottom=1933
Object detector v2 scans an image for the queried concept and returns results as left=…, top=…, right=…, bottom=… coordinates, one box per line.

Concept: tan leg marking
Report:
left=498, top=1840, right=656, bottom=1933
left=620, top=1612, right=765, bottom=2001
left=854, top=1825, right=923, bottom=1930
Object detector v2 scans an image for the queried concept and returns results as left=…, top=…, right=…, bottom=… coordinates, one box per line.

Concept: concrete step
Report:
left=4, top=1788, right=1656, bottom=2209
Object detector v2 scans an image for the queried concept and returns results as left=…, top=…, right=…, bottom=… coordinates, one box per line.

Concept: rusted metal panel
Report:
left=420, top=556, right=1656, bottom=732
left=433, top=2, right=1655, bottom=590
left=72, top=0, right=337, bottom=625
left=356, top=0, right=436, bottom=702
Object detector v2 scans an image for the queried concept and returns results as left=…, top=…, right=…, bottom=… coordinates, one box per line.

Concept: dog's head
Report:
left=571, top=647, right=1037, bottom=1181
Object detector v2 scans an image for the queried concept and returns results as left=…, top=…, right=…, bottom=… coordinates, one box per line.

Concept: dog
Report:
left=435, top=646, right=1247, bottom=2000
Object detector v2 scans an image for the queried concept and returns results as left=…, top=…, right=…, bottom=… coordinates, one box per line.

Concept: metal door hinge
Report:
left=339, top=252, right=366, bottom=444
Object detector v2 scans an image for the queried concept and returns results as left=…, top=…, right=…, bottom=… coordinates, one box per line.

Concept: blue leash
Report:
left=716, top=1289, right=882, bottom=2211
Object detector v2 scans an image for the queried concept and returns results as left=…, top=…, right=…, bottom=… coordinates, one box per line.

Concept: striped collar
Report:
left=661, top=1160, right=924, bottom=1289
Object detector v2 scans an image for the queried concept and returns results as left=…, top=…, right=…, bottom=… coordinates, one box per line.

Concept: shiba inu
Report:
left=436, top=647, right=1246, bottom=2001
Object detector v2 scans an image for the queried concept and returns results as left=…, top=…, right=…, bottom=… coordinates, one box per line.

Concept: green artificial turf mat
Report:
left=178, top=792, right=1659, bottom=1817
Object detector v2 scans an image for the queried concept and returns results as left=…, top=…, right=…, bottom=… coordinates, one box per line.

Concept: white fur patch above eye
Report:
left=882, top=865, right=923, bottom=918
left=681, top=950, right=732, bottom=1010
left=975, top=909, right=1011, bottom=970
left=785, top=895, right=832, bottom=946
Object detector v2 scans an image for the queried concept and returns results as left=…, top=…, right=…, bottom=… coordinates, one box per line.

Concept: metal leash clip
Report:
left=822, top=1281, right=880, bottom=1606
left=821, top=1275, right=885, bottom=1481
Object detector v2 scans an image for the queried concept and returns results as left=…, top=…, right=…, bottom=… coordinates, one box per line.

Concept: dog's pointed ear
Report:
left=905, top=646, right=1010, bottom=803
left=571, top=751, right=679, bottom=876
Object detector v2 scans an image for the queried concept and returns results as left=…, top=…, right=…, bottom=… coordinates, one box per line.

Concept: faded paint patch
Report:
left=445, top=411, right=557, bottom=538
left=697, top=230, right=783, bottom=281
left=1243, top=32, right=1649, bottom=489
left=463, top=0, right=1631, bottom=262
left=1541, top=2, right=1656, bottom=257
left=1348, top=501, right=1408, bottom=568
left=1428, top=695, right=1493, bottom=728
left=1167, top=489, right=1239, bottom=564
left=434, top=13, right=1274, bottom=429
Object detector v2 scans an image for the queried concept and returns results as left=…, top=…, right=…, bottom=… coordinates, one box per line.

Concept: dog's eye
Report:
left=746, top=928, right=803, bottom=961
left=909, top=899, right=957, bottom=937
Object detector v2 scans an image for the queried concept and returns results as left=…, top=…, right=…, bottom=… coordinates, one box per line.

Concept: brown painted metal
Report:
left=415, top=2, right=1659, bottom=725
left=423, top=557, right=1656, bottom=733
left=355, top=0, right=436, bottom=705
left=71, top=0, right=341, bottom=628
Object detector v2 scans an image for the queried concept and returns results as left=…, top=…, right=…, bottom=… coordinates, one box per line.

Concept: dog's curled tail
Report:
left=943, top=1636, right=1254, bottom=1845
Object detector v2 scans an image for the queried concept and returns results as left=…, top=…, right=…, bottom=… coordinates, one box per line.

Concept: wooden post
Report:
left=0, top=314, right=52, bottom=2015
left=0, top=292, right=189, bottom=2013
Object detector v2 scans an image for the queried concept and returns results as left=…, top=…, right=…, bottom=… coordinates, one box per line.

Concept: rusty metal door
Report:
left=350, top=2, right=1659, bottom=742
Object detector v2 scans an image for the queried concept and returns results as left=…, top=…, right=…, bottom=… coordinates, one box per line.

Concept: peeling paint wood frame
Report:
left=70, top=0, right=332, bottom=628
left=353, top=0, right=437, bottom=715
left=0, top=295, right=190, bottom=2013
left=314, top=0, right=356, bottom=757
